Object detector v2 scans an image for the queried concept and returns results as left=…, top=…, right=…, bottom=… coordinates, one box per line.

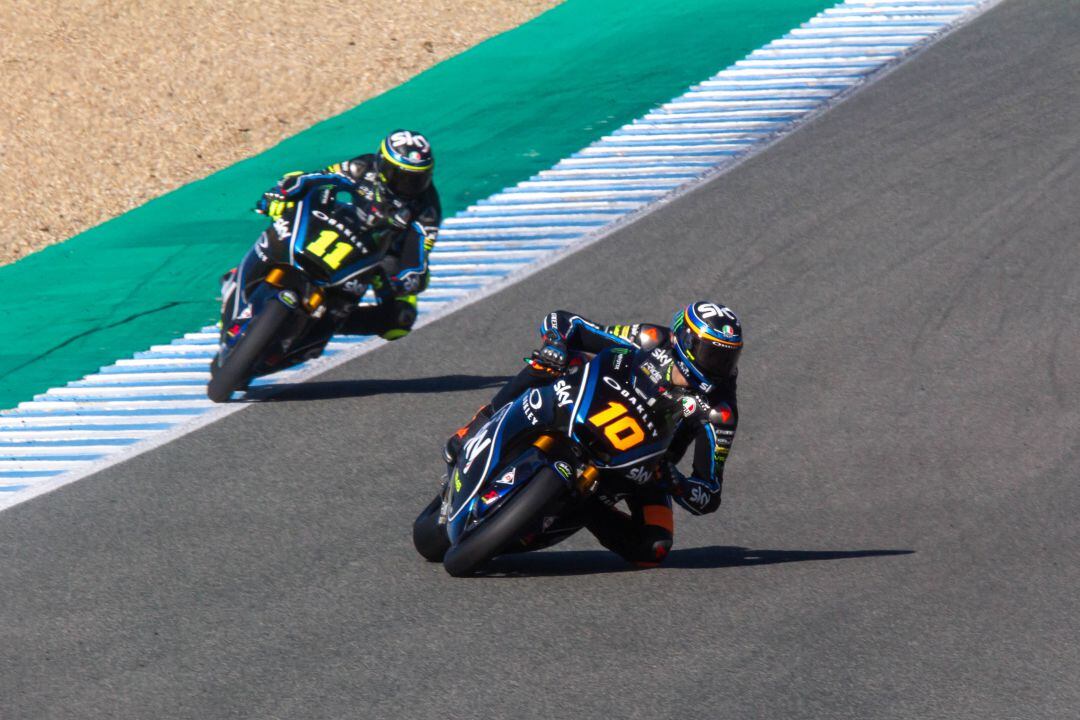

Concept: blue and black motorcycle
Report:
left=208, top=180, right=396, bottom=402
left=413, top=346, right=702, bottom=576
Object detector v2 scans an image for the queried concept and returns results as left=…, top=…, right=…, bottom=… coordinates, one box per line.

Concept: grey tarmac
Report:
left=2, top=0, right=1079, bottom=717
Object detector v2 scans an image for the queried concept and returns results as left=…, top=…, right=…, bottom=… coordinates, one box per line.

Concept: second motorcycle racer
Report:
left=228, top=128, right=441, bottom=341
left=208, top=130, right=440, bottom=401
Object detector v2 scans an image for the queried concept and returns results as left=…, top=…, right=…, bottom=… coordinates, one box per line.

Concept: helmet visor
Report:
left=675, top=322, right=741, bottom=380
left=381, top=162, right=432, bottom=198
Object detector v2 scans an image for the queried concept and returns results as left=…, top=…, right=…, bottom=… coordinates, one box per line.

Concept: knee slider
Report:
left=380, top=296, right=417, bottom=341
left=394, top=296, right=418, bottom=328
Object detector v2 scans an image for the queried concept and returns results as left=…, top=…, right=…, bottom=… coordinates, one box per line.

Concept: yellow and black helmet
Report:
left=376, top=129, right=434, bottom=199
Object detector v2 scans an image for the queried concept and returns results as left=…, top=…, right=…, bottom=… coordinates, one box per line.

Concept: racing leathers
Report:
left=237, top=153, right=441, bottom=340
left=456, top=310, right=738, bottom=567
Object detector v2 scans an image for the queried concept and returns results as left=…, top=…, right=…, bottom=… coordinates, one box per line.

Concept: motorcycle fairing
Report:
left=444, top=384, right=572, bottom=544
left=289, top=196, right=391, bottom=287
left=442, top=349, right=684, bottom=551
left=567, top=349, right=672, bottom=470
left=220, top=279, right=303, bottom=371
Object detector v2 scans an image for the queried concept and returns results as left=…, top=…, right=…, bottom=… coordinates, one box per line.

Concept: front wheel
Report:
left=443, top=469, right=566, bottom=577
left=207, top=298, right=293, bottom=402
left=413, top=494, right=451, bottom=562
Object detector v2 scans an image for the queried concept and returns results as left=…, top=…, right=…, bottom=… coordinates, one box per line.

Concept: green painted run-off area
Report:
left=0, top=0, right=834, bottom=410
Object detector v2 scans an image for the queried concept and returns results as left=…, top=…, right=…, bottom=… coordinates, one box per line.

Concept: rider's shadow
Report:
left=245, top=374, right=511, bottom=402
left=480, top=545, right=914, bottom=577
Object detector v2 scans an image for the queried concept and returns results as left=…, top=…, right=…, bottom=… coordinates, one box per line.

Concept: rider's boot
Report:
left=443, top=404, right=493, bottom=465
left=220, top=267, right=238, bottom=298
left=219, top=267, right=239, bottom=319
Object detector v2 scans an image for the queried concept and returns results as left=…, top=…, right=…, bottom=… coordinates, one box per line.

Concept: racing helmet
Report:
left=376, top=129, right=434, bottom=199
left=671, top=301, right=743, bottom=392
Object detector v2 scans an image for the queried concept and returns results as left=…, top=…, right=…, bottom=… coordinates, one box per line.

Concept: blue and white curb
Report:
left=0, top=0, right=995, bottom=510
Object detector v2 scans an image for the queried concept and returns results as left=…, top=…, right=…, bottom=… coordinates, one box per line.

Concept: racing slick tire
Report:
left=207, top=298, right=292, bottom=403
left=443, top=468, right=565, bottom=577
left=413, top=494, right=451, bottom=562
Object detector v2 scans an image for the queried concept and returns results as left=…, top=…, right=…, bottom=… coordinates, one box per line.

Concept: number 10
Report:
left=588, top=401, right=645, bottom=451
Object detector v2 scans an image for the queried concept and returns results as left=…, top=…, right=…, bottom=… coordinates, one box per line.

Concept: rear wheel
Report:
left=443, top=469, right=566, bottom=577
left=412, top=494, right=451, bottom=562
left=207, top=299, right=293, bottom=403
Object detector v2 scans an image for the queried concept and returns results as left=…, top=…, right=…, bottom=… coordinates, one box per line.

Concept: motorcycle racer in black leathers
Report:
left=222, top=129, right=441, bottom=340
left=446, top=302, right=742, bottom=567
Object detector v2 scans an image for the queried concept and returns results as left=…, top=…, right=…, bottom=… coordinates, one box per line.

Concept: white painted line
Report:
left=430, top=249, right=550, bottom=262
left=557, top=156, right=726, bottom=166
left=0, top=429, right=163, bottom=441
left=538, top=166, right=699, bottom=177
left=1, top=446, right=118, bottom=458
left=0, top=415, right=199, bottom=428
left=443, top=213, right=615, bottom=225
left=511, top=177, right=688, bottom=189
left=19, top=400, right=215, bottom=411
left=436, top=239, right=584, bottom=251
left=427, top=262, right=527, bottom=274
left=483, top=190, right=668, bottom=202
left=145, top=344, right=216, bottom=355
left=73, top=372, right=211, bottom=384
left=0, top=460, right=93, bottom=472
left=439, top=227, right=592, bottom=238
left=113, top=357, right=214, bottom=368
left=463, top=200, right=644, bottom=213
left=39, top=385, right=209, bottom=399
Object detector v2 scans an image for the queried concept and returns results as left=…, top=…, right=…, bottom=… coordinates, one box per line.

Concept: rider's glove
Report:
left=529, top=329, right=568, bottom=374
left=655, top=460, right=684, bottom=493
left=358, top=201, right=389, bottom=230
left=384, top=198, right=413, bottom=231
left=665, top=463, right=722, bottom=515
left=255, top=188, right=295, bottom=220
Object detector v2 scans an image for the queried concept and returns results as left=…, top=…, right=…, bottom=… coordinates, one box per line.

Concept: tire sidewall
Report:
left=443, top=468, right=567, bottom=577
left=207, top=298, right=294, bottom=402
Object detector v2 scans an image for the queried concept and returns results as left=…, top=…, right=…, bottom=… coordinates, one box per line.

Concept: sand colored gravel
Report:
left=0, top=0, right=558, bottom=266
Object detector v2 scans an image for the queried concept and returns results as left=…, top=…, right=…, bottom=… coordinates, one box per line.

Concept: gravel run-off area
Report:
left=0, top=0, right=559, bottom=267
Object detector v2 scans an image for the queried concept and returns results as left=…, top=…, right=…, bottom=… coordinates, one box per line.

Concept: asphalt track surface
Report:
left=3, top=1, right=1079, bottom=717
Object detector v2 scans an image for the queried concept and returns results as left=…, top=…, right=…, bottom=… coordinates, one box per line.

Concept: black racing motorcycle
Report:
left=208, top=181, right=397, bottom=402
left=413, top=345, right=707, bottom=576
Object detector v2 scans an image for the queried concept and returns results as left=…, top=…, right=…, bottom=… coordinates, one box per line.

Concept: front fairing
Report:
left=566, top=348, right=678, bottom=470
left=222, top=252, right=330, bottom=372
left=289, top=197, right=390, bottom=287
left=444, top=386, right=565, bottom=544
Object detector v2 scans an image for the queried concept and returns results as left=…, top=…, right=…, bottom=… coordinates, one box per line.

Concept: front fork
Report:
left=532, top=434, right=600, bottom=495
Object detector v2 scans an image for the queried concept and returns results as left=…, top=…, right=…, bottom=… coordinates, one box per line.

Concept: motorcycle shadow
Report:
left=480, top=545, right=914, bottom=578
left=245, top=374, right=511, bottom=402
